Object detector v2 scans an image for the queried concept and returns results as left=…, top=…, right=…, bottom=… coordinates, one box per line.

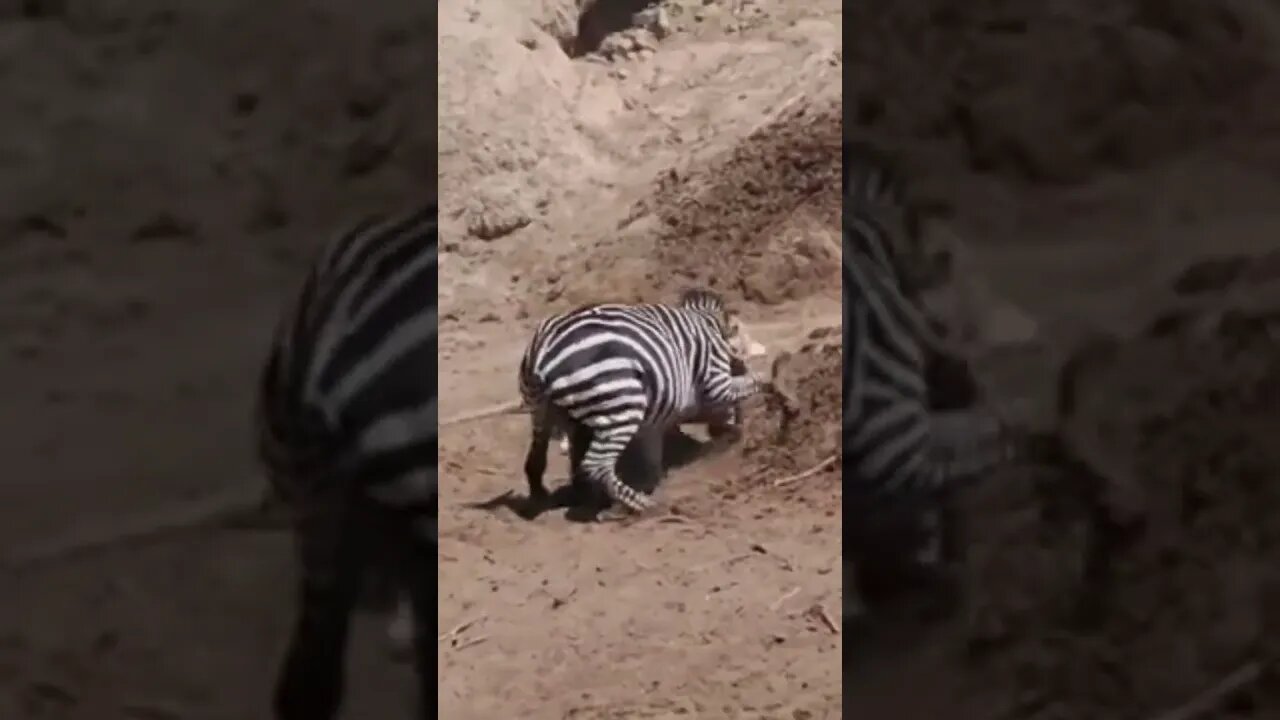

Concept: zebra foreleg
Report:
left=274, top=498, right=369, bottom=720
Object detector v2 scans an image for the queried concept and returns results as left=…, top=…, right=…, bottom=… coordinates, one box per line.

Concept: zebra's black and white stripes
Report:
left=255, top=204, right=437, bottom=720
left=842, top=144, right=1011, bottom=599
left=519, top=289, right=761, bottom=514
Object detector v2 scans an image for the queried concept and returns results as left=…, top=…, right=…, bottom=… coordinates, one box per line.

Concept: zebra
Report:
left=255, top=204, right=437, bottom=720
left=842, top=142, right=1015, bottom=615
left=519, top=289, right=764, bottom=515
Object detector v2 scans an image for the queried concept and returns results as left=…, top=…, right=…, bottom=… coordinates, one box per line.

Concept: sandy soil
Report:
left=4, top=0, right=1280, bottom=718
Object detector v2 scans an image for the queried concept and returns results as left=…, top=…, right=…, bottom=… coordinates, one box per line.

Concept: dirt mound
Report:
left=848, top=0, right=1280, bottom=186
left=720, top=328, right=840, bottom=501
left=634, top=103, right=841, bottom=306
left=956, top=255, right=1280, bottom=717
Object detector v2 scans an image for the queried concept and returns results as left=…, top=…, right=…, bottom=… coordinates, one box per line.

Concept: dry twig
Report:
left=452, top=635, right=489, bottom=652
left=749, top=542, right=795, bottom=572
left=770, top=587, right=801, bottom=611
left=809, top=604, right=840, bottom=635
left=692, top=553, right=754, bottom=572
left=438, top=615, right=486, bottom=643
left=772, top=454, right=837, bottom=487
left=441, top=400, right=525, bottom=427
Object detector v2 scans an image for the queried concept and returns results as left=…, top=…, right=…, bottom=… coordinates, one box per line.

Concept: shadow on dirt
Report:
left=466, top=426, right=738, bottom=523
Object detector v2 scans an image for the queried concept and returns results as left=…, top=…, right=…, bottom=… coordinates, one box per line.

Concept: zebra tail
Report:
left=601, top=470, right=654, bottom=512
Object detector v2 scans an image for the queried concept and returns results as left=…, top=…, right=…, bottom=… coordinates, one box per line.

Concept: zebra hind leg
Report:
left=567, top=422, right=596, bottom=507
left=273, top=499, right=369, bottom=720
left=624, top=424, right=666, bottom=495
left=523, top=417, right=553, bottom=503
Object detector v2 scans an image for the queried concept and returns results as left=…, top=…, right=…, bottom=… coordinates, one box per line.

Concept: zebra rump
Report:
left=255, top=204, right=437, bottom=720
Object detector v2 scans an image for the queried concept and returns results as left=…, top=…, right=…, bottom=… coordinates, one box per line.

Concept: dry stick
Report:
left=452, top=635, right=489, bottom=651
left=691, top=553, right=754, bottom=573
left=1, top=486, right=268, bottom=572
left=441, top=399, right=526, bottom=427
left=773, top=454, right=838, bottom=487
left=438, top=616, right=486, bottom=643
left=770, top=587, right=801, bottom=611
left=1145, top=661, right=1261, bottom=720
left=810, top=604, right=840, bottom=635
left=752, top=543, right=795, bottom=573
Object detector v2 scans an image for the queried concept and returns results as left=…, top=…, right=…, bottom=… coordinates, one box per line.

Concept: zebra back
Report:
left=256, top=204, right=438, bottom=516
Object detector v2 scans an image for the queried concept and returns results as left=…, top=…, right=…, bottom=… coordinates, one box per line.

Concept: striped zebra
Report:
left=842, top=143, right=1014, bottom=612
left=519, top=289, right=763, bottom=515
left=255, top=205, right=437, bottom=720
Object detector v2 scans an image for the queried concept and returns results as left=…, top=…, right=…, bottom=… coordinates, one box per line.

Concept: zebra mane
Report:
left=677, top=287, right=725, bottom=315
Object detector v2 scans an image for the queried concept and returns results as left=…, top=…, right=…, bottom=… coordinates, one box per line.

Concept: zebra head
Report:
left=678, top=288, right=766, bottom=361
left=843, top=141, right=954, bottom=296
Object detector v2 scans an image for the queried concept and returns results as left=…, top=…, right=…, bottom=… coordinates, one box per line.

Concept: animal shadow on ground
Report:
left=468, top=425, right=730, bottom=523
